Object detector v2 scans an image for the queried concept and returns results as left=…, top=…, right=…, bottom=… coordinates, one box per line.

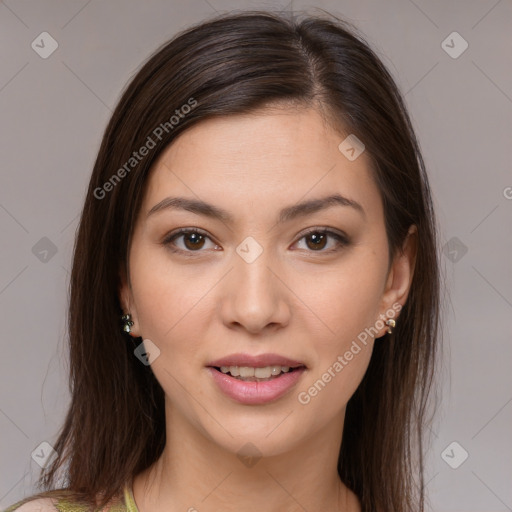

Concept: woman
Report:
left=4, top=9, right=440, bottom=512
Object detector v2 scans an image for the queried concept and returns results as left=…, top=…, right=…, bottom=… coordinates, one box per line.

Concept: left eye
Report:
left=162, top=228, right=348, bottom=255
left=294, top=229, right=349, bottom=252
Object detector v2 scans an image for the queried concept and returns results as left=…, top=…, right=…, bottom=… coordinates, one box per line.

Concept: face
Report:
left=119, top=106, right=416, bottom=458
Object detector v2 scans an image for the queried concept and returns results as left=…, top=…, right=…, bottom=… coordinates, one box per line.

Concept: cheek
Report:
left=296, top=274, right=379, bottom=415
left=130, top=262, right=214, bottom=405
left=293, top=250, right=385, bottom=403
left=296, top=251, right=387, bottom=345
left=129, top=249, right=211, bottom=356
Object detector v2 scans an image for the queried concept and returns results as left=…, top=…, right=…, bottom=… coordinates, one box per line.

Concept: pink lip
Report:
left=207, top=366, right=306, bottom=405
left=207, top=353, right=306, bottom=369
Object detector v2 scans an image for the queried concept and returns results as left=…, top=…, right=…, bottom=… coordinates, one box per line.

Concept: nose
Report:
left=219, top=249, right=291, bottom=335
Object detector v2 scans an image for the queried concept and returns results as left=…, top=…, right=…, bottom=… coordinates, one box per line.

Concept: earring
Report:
left=121, top=313, right=134, bottom=334
left=385, top=318, right=396, bottom=334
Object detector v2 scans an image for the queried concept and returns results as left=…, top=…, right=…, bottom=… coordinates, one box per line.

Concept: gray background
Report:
left=1, top=1, right=511, bottom=511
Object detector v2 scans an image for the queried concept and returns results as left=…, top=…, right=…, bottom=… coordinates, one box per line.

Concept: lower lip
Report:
left=207, top=367, right=306, bottom=405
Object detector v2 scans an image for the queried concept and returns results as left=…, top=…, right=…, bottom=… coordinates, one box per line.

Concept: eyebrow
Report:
left=147, top=193, right=366, bottom=224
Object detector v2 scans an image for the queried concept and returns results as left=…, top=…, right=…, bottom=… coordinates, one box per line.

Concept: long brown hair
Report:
left=8, top=9, right=441, bottom=512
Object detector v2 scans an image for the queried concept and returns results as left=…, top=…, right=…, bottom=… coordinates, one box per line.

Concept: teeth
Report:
left=219, top=365, right=292, bottom=378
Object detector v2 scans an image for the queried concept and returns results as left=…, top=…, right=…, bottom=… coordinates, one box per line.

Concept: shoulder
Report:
left=3, top=487, right=131, bottom=512
left=3, top=497, right=58, bottom=511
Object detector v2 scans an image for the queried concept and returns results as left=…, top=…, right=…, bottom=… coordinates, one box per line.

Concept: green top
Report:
left=2, top=483, right=139, bottom=512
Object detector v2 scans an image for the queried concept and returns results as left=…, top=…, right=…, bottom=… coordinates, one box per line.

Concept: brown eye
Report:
left=163, top=228, right=218, bottom=254
left=182, top=232, right=206, bottom=250
left=163, top=227, right=349, bottom=257
left=295, top=229, right=349, bottom=253
left=304, top=232, right=328, bottom=251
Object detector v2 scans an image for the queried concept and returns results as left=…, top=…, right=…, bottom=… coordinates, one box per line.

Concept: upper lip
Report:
left=207, top=353, right=307, bottom=369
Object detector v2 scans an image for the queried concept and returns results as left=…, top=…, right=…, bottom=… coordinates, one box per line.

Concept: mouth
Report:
left=206, top=361, right=307, bottom=405
left=206, top=353, right=307, bottom=383
left=210, top=364, right=306, bottom=382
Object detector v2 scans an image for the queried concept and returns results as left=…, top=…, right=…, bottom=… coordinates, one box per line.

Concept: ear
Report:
left=119, top=261, right=141, bottom=337
left=376, top=225, right=417, bottom=336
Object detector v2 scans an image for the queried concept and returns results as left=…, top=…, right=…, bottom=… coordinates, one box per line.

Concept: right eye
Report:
left=162, top=228, right=220, bottom=255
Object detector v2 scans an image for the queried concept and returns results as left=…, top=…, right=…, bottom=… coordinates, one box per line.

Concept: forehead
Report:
left=141, top=107, right=381, bottom=222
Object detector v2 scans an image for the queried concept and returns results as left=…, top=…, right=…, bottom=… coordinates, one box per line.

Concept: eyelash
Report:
left=161, top=227, right=350, bottom=257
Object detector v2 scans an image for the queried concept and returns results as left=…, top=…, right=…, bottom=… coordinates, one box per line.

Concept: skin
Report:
left=119, top=105, right=417, bottom=512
